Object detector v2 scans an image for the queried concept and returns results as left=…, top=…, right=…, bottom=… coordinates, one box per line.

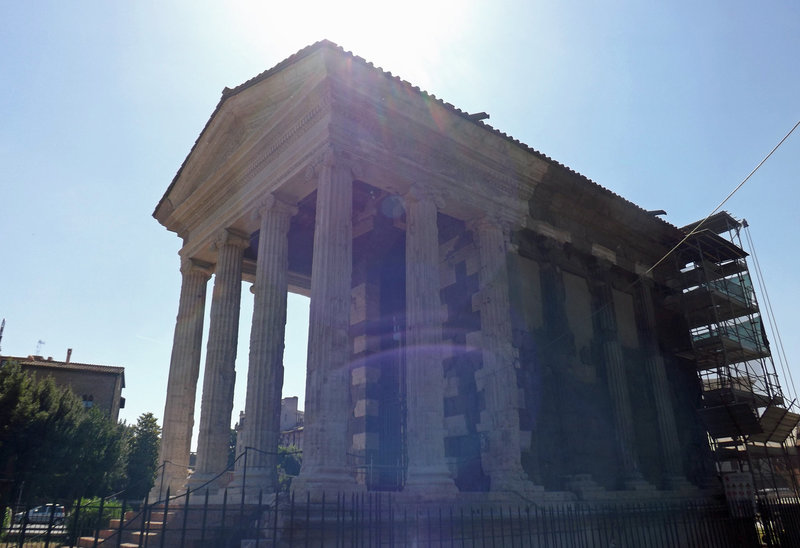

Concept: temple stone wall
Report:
left=511, top=236, right=627, bottom=491
left=349, top=201, right=406, bottom=489
left=651, top=289, right=717, bottom=485
left=438, top=217, right=487, bottom=491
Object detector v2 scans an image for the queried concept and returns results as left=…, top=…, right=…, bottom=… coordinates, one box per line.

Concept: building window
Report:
left=82, top=394, right=94, bottom=409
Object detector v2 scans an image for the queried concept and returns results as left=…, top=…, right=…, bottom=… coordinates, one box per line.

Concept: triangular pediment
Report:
left=155, top=45, right=330, bottom=233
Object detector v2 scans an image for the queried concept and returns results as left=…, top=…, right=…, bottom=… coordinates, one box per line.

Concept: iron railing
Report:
left=6, top=493, right=800, bottom=547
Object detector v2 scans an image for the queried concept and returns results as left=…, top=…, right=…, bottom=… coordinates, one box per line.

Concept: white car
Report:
left=13, top=504, right=66, bottom=525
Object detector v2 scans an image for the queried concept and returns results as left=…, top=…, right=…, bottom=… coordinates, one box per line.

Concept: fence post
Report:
left=116, top=498, right=127, bottom=548
left=17, top=503, right=29, bottom=548
left=255, top=489, right=263, bottom=548
left=157, top=461, right=166, bottom=502
left=218, top=488, right=228, bottom=547
left=241, top=447, right=248, bottom=512
left=287, top=490, right=295, bottom=546
left=43, top=501, right=56, bottom=548
left=321, top=491, right=326, bottom=545
left=92, top=497, right=105, bottom=548
left=199, top=489, right=209, bottom=546
left=179, top=489, right=190, bottom=548
left=68, top=499, right=83, bottom=548
left=159, top=487, right=170, bottom=548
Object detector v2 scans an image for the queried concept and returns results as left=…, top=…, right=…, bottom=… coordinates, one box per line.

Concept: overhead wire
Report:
left=538, top=119, right=800, bottom=360
left=742, top=222, right=797, bottom=404
left=646, top=119, right=800, bottom=277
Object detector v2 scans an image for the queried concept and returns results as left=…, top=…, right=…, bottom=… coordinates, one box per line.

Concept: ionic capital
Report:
left=404, top=182, right=447, bottom=209
left=180, top=258, right=214, bottom=278
left=304, top=145, right=358, bottom=182
left=251, top=194, right=298, bottom=223
left=212, top=228, right=250, bottom=251
left=468, top=214, right=511, bottom=241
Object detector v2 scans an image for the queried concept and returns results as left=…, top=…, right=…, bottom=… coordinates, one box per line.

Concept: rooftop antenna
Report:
left=36, top=340, right=45, bottom=355
left=0, top=318, right=4, bottom=353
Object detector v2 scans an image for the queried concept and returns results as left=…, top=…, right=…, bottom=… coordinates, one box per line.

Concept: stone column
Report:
left=154, top=258, right=211, bottom=497
left=403, top=184, right=457, bottom=495
left=190, top=228, right=248, bottom=487
left=472, top=217, right=537, bottom=493
left=637, top=281, right=692, bottom=489
left=231, top=196, right=296, bottom=495
left=595, top=274, right=649, bottom=489
left=292, top=152, right=358, bottom=493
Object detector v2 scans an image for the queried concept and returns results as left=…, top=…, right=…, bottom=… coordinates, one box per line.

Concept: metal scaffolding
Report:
left=667, top=211, right=800, bottom=494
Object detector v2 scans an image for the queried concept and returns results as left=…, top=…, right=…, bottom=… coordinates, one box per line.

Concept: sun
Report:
left=228, top=0, right=473, bottom=91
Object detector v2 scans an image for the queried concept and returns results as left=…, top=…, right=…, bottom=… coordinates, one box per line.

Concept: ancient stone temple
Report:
left=153, top=40, right=712, bottom=501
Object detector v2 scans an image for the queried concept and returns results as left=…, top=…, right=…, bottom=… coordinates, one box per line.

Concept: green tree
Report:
left=277, top=445, right=302, bottom=492
left=0, top=361, right=123, bottom=507
left=124, top=413, right=161, bottom=499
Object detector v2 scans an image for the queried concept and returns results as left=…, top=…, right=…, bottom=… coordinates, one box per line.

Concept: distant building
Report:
left=0, top=354, right=125, bottom=422
left=280, top=396, right=304, bottom=450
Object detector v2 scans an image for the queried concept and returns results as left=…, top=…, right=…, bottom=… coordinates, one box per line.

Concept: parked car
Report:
left=13, top=504, right=66, bottom=525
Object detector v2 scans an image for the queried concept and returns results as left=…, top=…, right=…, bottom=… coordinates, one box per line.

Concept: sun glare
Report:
left=229, top=0, right=472, bottom=91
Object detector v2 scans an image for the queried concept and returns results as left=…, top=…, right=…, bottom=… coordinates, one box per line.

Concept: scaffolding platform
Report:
left=699, top=403, right=762, bottom=439
left=678, top=331, right=771, bottom=370
left=749, top=406, right=800, bottom=444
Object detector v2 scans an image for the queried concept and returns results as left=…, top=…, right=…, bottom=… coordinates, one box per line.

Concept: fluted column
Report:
left=404, top=184, right=457, bottom=495
left=154, top=258, right=211, bottom=497
left=637, top=281, right=689, bottom=488
left=472, top=217, right=535, bottom=492
left=595, top=276, right=645, bottom=487
left=232, top=196, right=296, bottom=494
left=191, top=228, right=248, bottom=486
left=292, top=152, right=358, bottom=493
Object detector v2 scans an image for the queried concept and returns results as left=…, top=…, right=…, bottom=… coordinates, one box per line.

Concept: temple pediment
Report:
left=155, top=46, right=332, bottom=239
left=155, top=42, right=552, bottom=246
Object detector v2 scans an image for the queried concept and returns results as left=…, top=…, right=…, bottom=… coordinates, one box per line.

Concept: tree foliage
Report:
left=277, top=445, right=302, bottom=492
left=0, top=361, right=123, bottom=507
left=124, top=412, right=161, bottom=499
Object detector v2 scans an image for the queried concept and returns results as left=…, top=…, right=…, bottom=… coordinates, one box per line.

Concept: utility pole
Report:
left=0, top=318, right=4, bottom=353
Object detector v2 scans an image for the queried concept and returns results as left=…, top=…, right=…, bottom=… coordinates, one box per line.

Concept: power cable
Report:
left=646, top=119, right=800, bottom=276
left=743, top=222, right=797, bottom=404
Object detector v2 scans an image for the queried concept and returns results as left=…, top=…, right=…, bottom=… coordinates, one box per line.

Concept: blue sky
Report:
left=2, top=2, right=798, bottom=442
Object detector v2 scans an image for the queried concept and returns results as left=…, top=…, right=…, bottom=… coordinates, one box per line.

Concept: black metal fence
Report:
left=4, top=493, right=800, bottom=547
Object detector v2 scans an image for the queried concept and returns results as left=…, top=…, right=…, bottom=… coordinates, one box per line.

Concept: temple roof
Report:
left=155, top=40, right=677, bottom=235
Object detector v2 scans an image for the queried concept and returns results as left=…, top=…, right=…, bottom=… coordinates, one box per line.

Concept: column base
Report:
left=623, top=471, right=657, bottom=492
left=404, top=465, right=458, bottom=499
left=489, top=470, right=544, bottom=496
left=489, top=474, right=544, bottom=495
left=150, top=471, right=189, bottom=502
left=186, top=471, right=230, bottom=495
left=291, top=467, right=361, bottom=500
left=227, top=468, right=276, bottom=502
left=663, top=475, right=698, bottom=493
